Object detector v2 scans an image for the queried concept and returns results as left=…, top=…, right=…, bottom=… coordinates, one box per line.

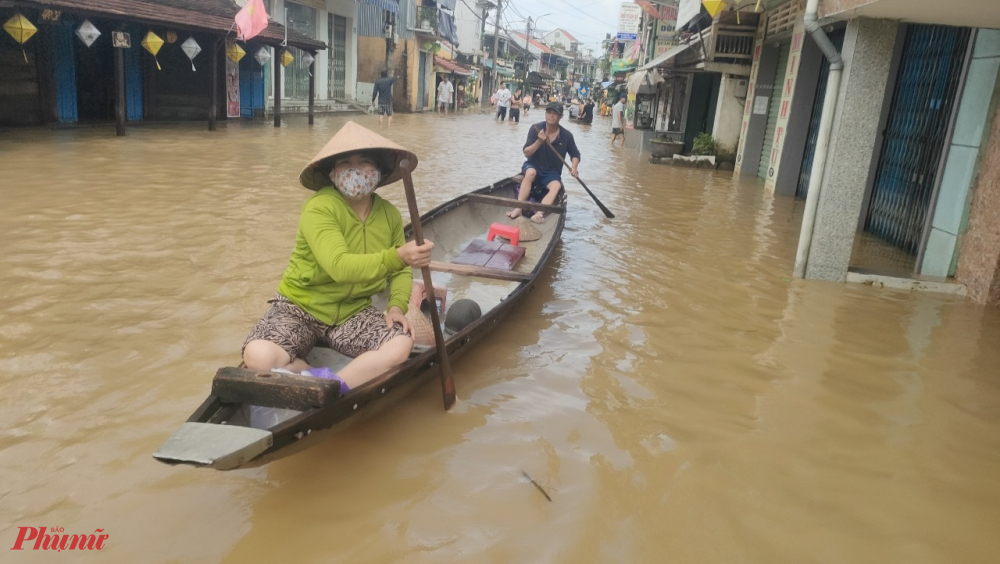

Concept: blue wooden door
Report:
left=418, top=53, right=427, bottom=109
left=239, top=49, right=264, bottom=118
left=54, top=19, right=78, bottom=122
left=123, top=25, right=144, bottom=121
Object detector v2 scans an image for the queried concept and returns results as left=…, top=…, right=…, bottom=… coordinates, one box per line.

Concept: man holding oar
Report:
left=507, top=102, right=581, bottom=224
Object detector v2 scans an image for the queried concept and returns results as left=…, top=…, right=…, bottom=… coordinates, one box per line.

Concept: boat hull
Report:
left=155, top=177, right=566, bottom=470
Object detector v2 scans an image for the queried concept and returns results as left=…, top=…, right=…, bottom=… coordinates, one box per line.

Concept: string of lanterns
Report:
left=3, top=11, right=304, bottom=71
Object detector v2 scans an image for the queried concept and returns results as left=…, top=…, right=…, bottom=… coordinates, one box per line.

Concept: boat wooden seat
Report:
left=463, top=193, right=565, bottom=214
left=428, top=261, right=531, bottom=282
left=211, top=367, right=342, bottom=410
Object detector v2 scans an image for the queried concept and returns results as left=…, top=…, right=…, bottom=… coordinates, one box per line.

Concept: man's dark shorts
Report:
left=522, top=163, right=563, bottom=195
left=612, top=127, right=623, bottom=135
left=379, top=102, right=394, bottom=116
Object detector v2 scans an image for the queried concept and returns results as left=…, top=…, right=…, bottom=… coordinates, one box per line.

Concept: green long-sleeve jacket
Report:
left=277, top=186, right=412, bottom=326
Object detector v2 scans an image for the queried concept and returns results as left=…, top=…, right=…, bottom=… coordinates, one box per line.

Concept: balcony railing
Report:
left=415, top=6, right=438, bottom=35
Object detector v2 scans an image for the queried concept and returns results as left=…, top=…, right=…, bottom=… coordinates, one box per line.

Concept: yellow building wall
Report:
left=356, top=36, right=432, bottom=112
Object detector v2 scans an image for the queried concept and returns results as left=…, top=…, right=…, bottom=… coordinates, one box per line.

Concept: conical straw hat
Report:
left=511, top=215, right=542, bottom=242
left=404, top=308, right=436, bottom=347
left=299, top=121, right=418, bottom=191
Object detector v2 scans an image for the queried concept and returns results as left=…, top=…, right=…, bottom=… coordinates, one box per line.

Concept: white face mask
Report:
left=330, top=168, right=381, bottom=201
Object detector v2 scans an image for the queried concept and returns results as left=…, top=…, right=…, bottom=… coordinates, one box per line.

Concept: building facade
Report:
left=729, top=0, right=1000, bottom=306
left=0, top=0, right=324, bottom=127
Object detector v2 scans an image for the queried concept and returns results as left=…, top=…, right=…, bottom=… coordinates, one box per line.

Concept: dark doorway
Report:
left=74, top=22, right=115, bottom=122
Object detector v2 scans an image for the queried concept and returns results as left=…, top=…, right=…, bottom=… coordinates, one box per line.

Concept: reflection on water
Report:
left=2, top=113, right=999, bottom=564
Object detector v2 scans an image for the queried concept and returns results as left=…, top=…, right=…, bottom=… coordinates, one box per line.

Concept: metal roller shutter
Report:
left=758, top=42, right=791, bottom=180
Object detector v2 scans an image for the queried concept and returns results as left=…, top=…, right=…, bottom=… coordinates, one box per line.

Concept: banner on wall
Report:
left=226, top=38, right=240, bottom=118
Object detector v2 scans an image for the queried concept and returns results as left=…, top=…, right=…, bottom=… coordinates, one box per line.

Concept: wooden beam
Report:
left=428, top=261, right=531, bottom=282
left=463, top=193, right=565, bottom=214
left=274, top=50, right=282, bottom=127
left=209, top=39, right=218, bottom=131
left=212, top=366, right=340, bottom=411
left=308, top=55, right=315, bottom=125
left=114, top=44, right=125, bottom=137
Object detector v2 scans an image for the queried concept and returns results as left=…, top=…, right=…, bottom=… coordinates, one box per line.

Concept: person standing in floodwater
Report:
left=436, top=77, right=454, bottom=114
left=610, top=94, right=625, bottom=148
left=495, top=82, right=512, bottom=122
left=510, top=89, right=522, bottom=123
left=371, top=70, right=397, bottom=128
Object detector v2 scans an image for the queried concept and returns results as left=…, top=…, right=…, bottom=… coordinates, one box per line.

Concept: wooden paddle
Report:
left=532, top=126, right=615, bottom=219
left=399, top=160, right=456, bottom=411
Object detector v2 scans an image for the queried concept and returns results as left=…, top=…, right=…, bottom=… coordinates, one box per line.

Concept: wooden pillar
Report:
left=274, top=50, right=282, bottom=127
left=114, top=45, right=126, bottom=136
left=209, top=40, right=219, bottom=131
left=308, top=55, right=315, bottom=125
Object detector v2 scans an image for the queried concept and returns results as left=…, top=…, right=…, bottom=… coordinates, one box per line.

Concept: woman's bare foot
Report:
left=506, top=208, right=523, bottom=219
left=530, top=211, right=546, bottom=224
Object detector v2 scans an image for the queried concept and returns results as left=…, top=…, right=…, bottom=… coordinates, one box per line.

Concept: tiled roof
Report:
left=5, top=0, right=326, bottom=50
left=433, top=55, right=473, bottom=76
left=510, top=32, right=552, bottom=54
left=554, top=28, right=579, bottom=43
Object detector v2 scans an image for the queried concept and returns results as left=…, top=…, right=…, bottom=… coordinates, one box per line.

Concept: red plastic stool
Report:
left=487, top=223, right=520, bottom=247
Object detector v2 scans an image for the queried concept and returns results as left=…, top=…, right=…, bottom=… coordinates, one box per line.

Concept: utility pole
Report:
left=523, top=17, right=532, bottom=92
left=490, top=0, right=503, bottom=101
left=480, top=1, right=489, bottom=105
left=384, top=12, right=395, bottom=73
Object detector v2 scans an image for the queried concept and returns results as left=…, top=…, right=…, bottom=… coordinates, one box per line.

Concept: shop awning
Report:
left=359, top=0, right=400, bottom=14
left=4, top=0, right=327, bottom=50
left=434, top=56, right=473, bottom=76
left=626, top=69, right=664, bottom=93
left=641, top=43, right=692, bottom=71
left=484, top=61, right=515, bottom=77
left=527, top=71, right=554, bottom=84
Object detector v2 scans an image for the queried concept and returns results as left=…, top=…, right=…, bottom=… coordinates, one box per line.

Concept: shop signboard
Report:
left=616, top=3, right=642, bottom=41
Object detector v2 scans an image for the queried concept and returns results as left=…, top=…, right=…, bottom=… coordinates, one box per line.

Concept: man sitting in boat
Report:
left=242, top=122, right=434, bottom=393
left=507, top=102, right=582, bottom=224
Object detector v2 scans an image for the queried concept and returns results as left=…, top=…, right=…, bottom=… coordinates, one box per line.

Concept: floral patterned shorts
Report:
left=243, top=294, right=407, bottom=361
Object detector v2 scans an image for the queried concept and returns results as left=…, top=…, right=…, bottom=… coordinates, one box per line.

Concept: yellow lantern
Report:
left=280, top=49, right=294, bottom=67
left=702, top=0, right=728, bottom=18
left=226, top=42, right=246, bottom=63
left=142, top=31, right=164, bottom=70
left=4, top=13, right=37, bottom=63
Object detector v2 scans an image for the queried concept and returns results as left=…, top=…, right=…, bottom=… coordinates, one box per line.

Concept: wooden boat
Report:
left=154, top=177, right=566, bottom=470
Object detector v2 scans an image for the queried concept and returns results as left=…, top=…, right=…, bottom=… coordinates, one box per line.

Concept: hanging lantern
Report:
left=142, top=31, right=164, bottom=70
left=75, top=19, right=101, bottom=48
left=254, top=46, right=271, bottom=67
left=301, top=51, right=314, bottom=76
left=226, top=42, right=246, bottom=63
left=4, top=13, right=38, bottom=63
left=165, top=30, right=178, bottom=44
left=181, top=36, right=201, bottom=71
left=280, top=49, right=294, bottom=67
left=702, top=0, right=728, bottom=18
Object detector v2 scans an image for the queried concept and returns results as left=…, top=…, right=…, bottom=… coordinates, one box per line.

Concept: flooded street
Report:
left=2, top=111, right=1000, bottom=563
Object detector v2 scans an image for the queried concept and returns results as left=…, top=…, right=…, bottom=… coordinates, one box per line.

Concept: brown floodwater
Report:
left=2, top=111, right=1000, bottom=564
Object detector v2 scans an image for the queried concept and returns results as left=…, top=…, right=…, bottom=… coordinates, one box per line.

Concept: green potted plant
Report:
left=650, top=134, right=684, bottom=159
left=691, top=133, right=717, bottom=157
